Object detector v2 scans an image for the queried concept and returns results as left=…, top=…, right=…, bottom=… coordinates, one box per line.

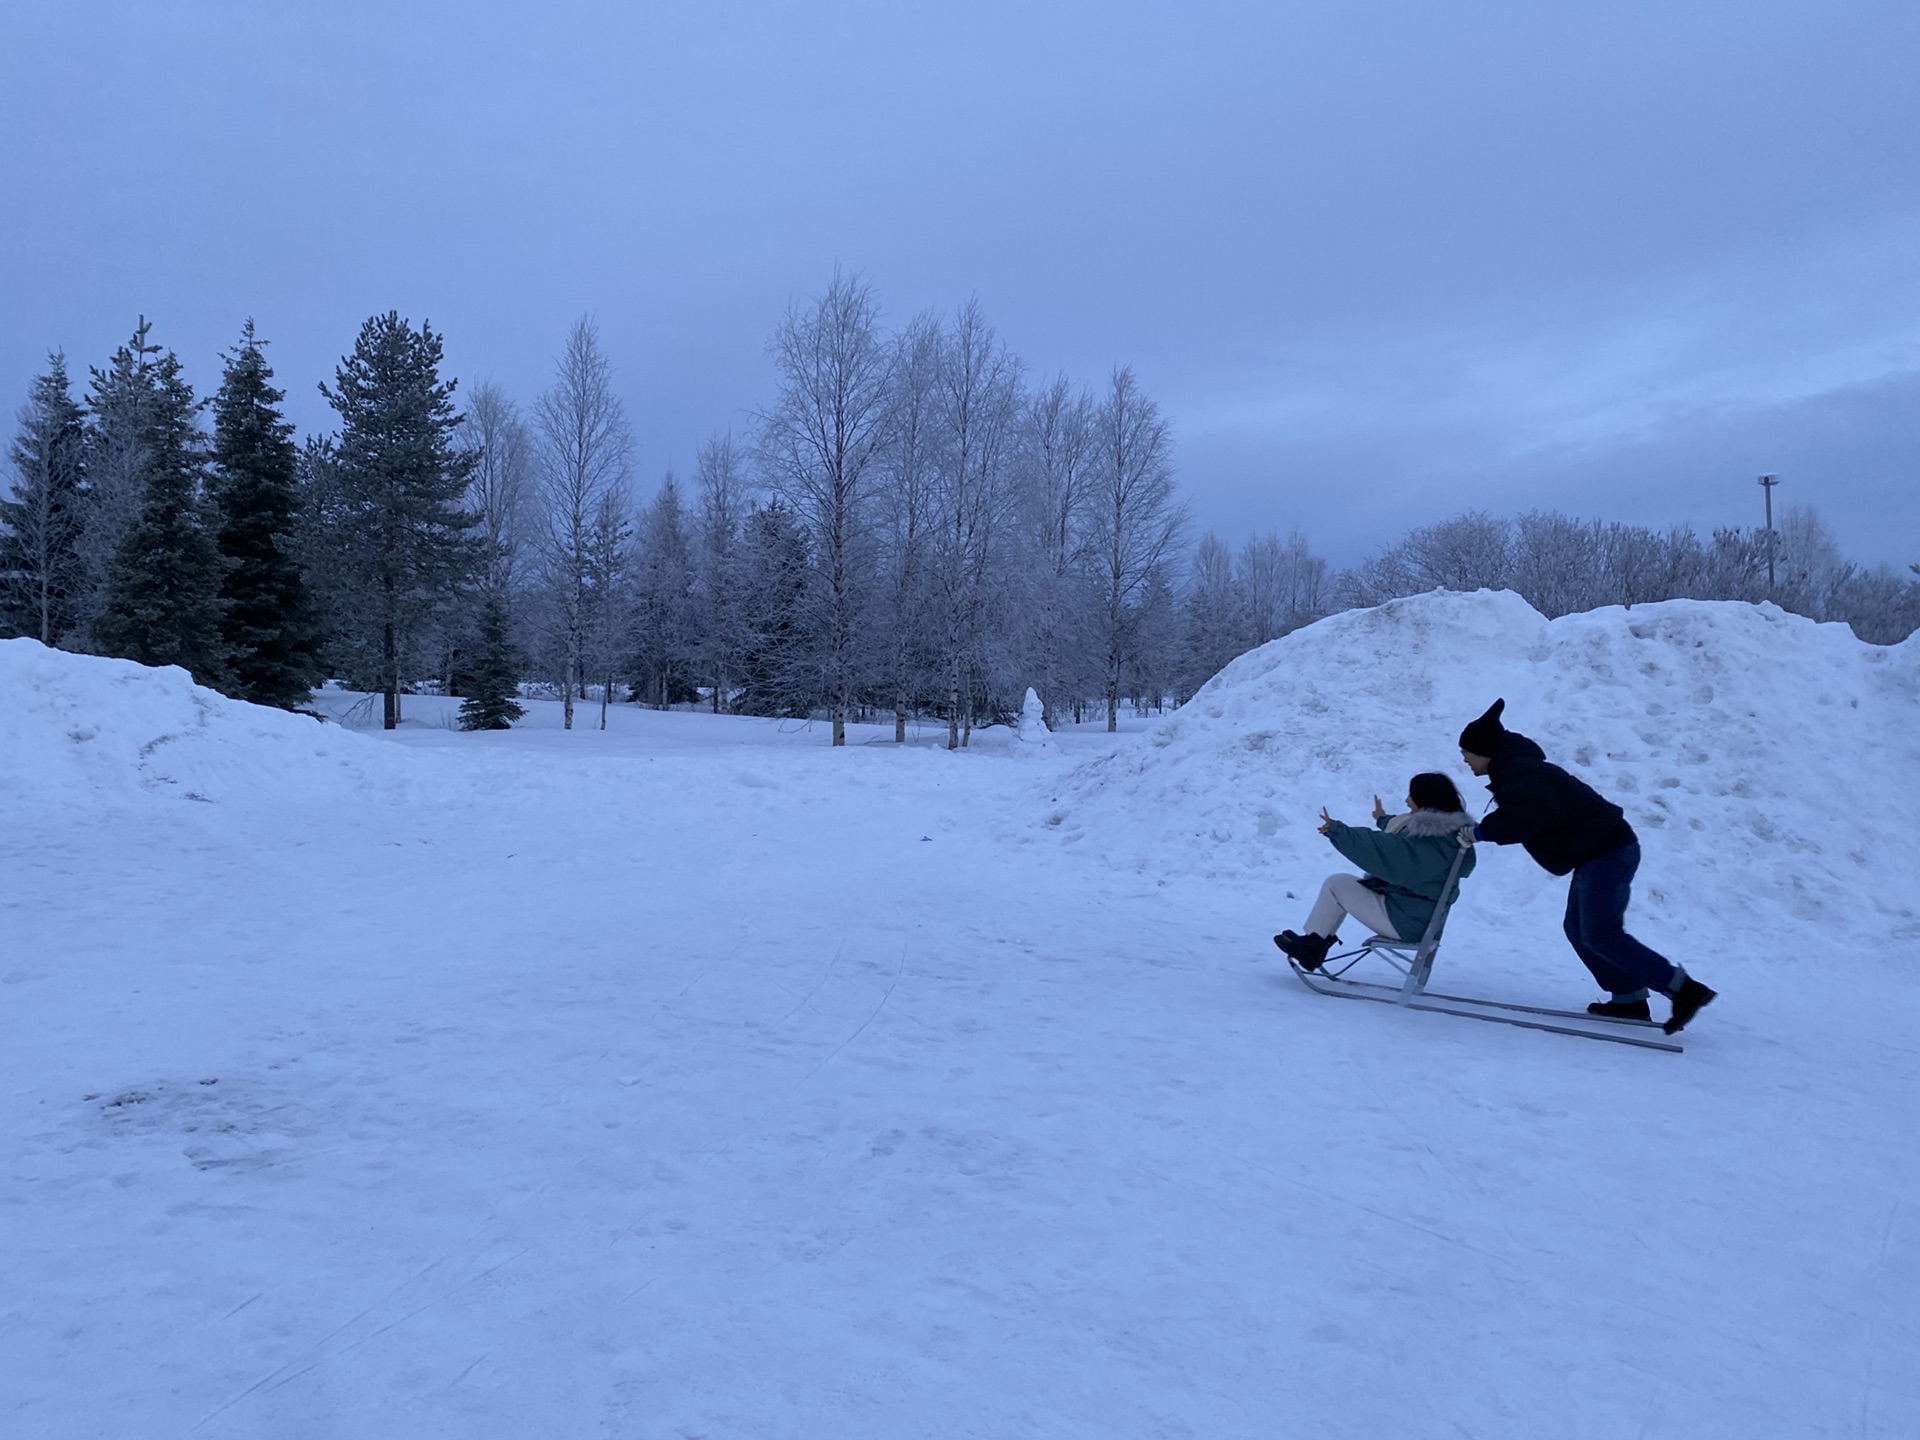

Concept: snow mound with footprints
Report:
left=0, top=639, right=431, bottom=814
left=1051, top=590, right=1920, bottom=953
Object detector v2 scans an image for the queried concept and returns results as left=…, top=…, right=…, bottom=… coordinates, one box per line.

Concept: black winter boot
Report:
left=1587, top=997, right=1652, bottom=1022
left=1274, top=931, right=1337, bottom=971
left=1663, top=977, right=1717, bottom=1035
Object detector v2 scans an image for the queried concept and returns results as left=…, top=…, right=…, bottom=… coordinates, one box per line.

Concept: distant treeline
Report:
left=5, top=276, right=1916, bottom=738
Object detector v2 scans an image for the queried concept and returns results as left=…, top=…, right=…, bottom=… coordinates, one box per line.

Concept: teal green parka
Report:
left=1322, top=808, right=1477, bottom=941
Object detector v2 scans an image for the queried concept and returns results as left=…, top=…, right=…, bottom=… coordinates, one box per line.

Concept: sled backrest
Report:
left=1400, top=826, right=1474, bottom=997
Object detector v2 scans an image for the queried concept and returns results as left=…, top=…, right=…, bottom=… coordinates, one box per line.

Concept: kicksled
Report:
left=1286, top=947, right=1684, bottom=1053
left=1279, top=829, right=1686, bottom=1053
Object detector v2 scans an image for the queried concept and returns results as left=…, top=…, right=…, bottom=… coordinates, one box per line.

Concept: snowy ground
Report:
left=4, top=594, right=1918, bottom=1439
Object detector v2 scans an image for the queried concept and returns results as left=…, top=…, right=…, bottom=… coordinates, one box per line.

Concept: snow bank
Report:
left=1049, top=591, right=1920, bottom=948
left=0, top=639, right=423, bottom=813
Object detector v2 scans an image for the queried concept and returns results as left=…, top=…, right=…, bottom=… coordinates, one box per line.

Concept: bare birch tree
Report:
left=693, top=433, right=751, bottom=713
left=533, top=316, right=631, bottom=730
left=930, top=299, right=1022, bottom=748
left=757, top=271, right=892, bottom=746
left=1180, top=531, right=1241, bottom=697
left=1090, top=366, right=1184, bottom=731
left=463, top=381, right=533, bottom=598
left=1019, top=373, right=1097, bottom=726
left=1238, top=529, right=1327, bottom=642
left=878, top=312, right=943, bottom=741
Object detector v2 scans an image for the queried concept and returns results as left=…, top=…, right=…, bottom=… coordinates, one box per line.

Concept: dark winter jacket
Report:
left=1323, top=808, right=1477, bottom=942
left=1477, top=731, right=1636, bottom=875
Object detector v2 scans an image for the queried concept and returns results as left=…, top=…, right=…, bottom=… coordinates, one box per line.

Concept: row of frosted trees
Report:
left=417, top=276, right=1197, bottom=742
left=1170, top=507, right=1920, bottom=703
left=0, top=318, right=324, bottom=709
left=1331, top=508, right=1920, bottom=646
left=0, top=278, right=1194, bottom=740
left=5, top=277, right=1916, bottom=738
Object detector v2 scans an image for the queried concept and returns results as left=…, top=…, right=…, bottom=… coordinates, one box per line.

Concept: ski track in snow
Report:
left=2, top=594, right=1918, bottom=1439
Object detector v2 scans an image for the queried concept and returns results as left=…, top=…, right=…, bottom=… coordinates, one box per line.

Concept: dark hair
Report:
left=1408, top=772, right=1464, bottom=813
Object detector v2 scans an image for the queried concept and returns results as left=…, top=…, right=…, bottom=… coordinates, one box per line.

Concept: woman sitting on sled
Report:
left=1274, top=772, right=1476, bottom=971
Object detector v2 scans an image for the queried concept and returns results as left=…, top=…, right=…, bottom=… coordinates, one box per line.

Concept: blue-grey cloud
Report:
left=2, top=2, right=1913, bottom=567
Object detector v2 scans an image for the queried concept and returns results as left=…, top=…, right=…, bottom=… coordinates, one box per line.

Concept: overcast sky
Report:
left=3, top=1, right=1915, bottom=568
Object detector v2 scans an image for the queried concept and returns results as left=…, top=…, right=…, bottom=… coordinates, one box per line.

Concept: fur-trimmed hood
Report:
left=1385, top=808, right=1473, bottom=837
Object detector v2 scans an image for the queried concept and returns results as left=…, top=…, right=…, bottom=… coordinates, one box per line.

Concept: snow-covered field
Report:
left=4, top=592, right=1917, bottom=1439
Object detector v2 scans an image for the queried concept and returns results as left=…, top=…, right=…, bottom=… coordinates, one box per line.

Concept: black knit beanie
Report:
left=1458, top=698, right=1507, bottom=757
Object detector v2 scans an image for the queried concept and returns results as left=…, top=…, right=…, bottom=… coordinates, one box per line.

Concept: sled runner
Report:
left=1285, top=826, right=1685, bottom=1054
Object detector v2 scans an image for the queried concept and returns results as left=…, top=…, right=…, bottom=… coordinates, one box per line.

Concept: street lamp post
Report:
left=1758, top=474, right=1780, bottom=593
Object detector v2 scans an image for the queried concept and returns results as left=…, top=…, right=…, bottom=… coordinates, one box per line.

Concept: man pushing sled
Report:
left=1458, top=699, right=1716, bottom=1036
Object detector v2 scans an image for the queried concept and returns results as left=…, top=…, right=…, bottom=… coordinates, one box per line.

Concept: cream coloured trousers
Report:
left=1303, top=873, right=1401, bottom=940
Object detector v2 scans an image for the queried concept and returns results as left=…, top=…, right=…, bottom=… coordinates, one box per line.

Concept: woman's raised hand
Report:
left=1318, top=807, right=1336, bottom=834
left=1371, top=794, right=1386, bottom=819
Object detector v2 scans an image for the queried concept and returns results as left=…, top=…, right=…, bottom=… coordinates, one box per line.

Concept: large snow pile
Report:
left=0, top=638, right=426, bottom=813
left=1050, top=591, right=1920, bottom=952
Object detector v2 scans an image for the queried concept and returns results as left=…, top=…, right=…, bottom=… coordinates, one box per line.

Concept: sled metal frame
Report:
left=1290, top=829, right=1685, bottom=1054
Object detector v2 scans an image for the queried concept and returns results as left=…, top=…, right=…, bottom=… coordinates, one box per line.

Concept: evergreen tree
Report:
left=633, top=474, right=697, bottom=709
left=318, top=312, right=478, bottom=728
left=93, top=321, right=230, bottom=686
left=210, top=321, right=323, bottom=708
left=0, top=353, right=88, bottom=644
left=457, top=593, right=526, bottom=730
left=734, top=500, right=817, bottom=718
left=78, top=320, right=162, bottom=640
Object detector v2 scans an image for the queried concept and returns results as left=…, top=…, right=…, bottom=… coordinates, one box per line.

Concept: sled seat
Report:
left=1322, top=826, right=1474, bottom=1002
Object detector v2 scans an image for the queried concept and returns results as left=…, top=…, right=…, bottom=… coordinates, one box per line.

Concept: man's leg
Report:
left=1563, top=876, right=1643, bottom=995
left=1566, top=844, right=1679, bottom=995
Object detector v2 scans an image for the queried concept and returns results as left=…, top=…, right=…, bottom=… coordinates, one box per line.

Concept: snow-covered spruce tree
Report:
left=457, top=593, right=526, bottom=730
left=0, top=352, right=88, bottom=645
left=533, top=317, right=631, bottom=729
left=734, top=499, right=817, bottom=718
left=1089, top=367, right=1185, bottom=732
left=633, top=473, right=696, bottom=710
left=92, top=323, right=230, bottom=687
left=318, top=312, right=478, bottom=729
left=77, top=320, right=163, bottom=643
left=756, top=270, right=892, bottom=746
left=209, top=322, right=323, bottom=708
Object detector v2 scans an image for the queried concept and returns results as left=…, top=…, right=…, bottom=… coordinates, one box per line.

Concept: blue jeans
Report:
left=1563, top=843, right=1678, bottom=996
